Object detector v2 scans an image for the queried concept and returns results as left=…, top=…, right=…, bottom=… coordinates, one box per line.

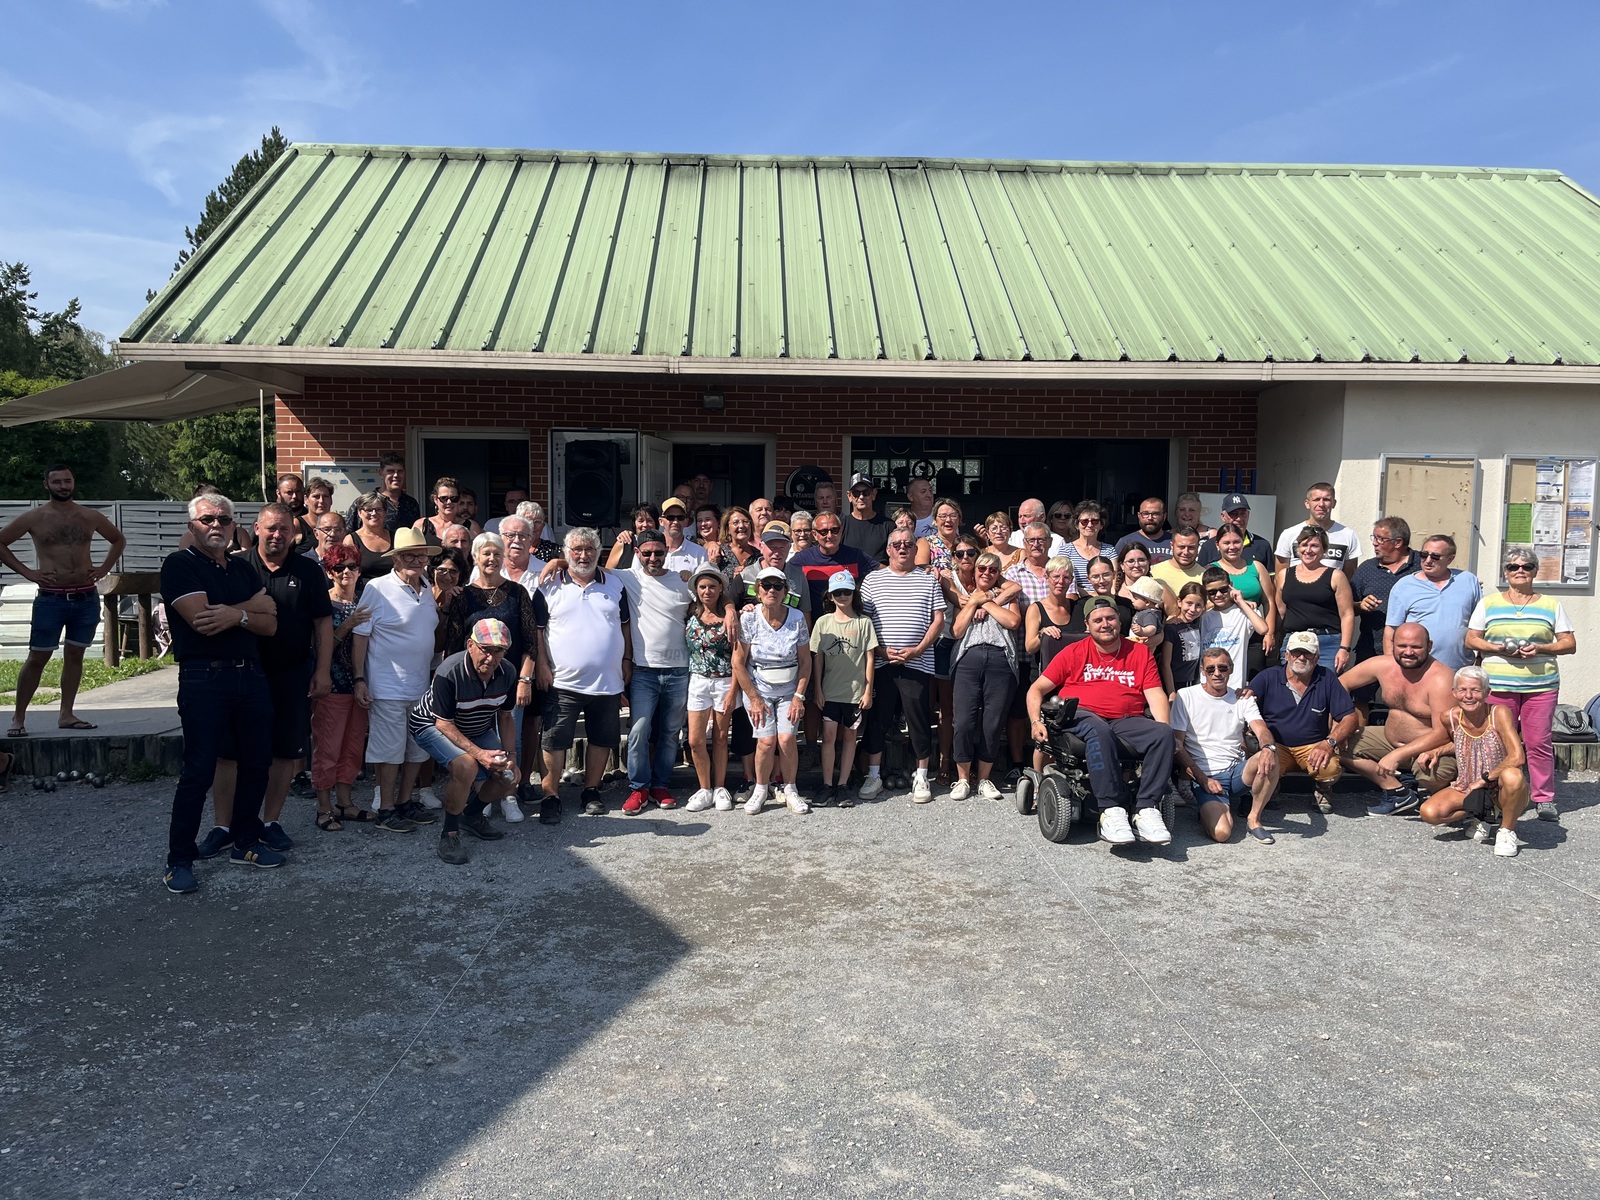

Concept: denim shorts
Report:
left=30, top=590, right=100, bottom=651
left=1198, top=759, right=1251, bottom=803
left=412, top=722, right=502, bottom=783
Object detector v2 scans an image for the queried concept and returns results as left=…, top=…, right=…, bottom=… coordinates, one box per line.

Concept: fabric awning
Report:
left=0, top=360, right=300, bottom=426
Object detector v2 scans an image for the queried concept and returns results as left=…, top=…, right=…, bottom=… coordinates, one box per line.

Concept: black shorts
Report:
left=219, top=661, right=312, bottom=761
left=822, top=701, right=864, bottom=728
left=541, top=689, right=622, bottom=752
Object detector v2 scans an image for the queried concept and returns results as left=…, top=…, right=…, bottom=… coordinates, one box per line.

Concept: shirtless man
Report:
left=0, top=463, right=127, bottom=736
left=1337, top=622, right=1458, bottom=815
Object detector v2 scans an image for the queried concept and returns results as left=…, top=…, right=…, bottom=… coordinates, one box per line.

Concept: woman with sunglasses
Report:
left=1275, top=526, right=1355, bottom=672
left=684, top=562, right=739, bottom=812
left=1463, top=552, right=1577, bottom=822
left=1413, top=665, right=1531, bottom=856
left=414, top=476, right=479, bottom=546
left=933, top=532, right=982, bottom=779
left=343, top=490, right=394, bottom=585
left=734, top=566, right=813, bottom=814
left=948, top=550, right=1022, bottom=800
left=1064, top=501, right=1115, bottom=594
left=312, top=542, right=373, bottom=829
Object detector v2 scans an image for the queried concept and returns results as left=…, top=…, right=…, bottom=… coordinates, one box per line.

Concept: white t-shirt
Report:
left=539, top=569, right=630, bottom=696
left=352, top=573, right=440, bottom=702
left=1171, top=685, right=1262, bottom=776
left=1009, top=529, right=1070, bottom=557
left=1200, top=606, right=1255, bottom=690
left=620, top=564, right=693, bottom=669
left=740, top=605, right=808, bottom=697
left=662, top=538, right=707, bottom=575
left=1275, top=520, right=1361, bottom=571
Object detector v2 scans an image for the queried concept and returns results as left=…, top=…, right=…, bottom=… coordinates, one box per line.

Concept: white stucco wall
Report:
left=1257, top=382, right=1346, bottom=541
left=1333, top=380, right=1599, bottom=703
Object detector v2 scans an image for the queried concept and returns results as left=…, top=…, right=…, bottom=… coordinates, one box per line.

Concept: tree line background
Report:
left=0, top=129, right=288, bottom=501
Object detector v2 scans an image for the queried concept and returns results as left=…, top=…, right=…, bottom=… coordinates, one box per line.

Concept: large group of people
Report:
left=0, top=460, right=1577, bottom=892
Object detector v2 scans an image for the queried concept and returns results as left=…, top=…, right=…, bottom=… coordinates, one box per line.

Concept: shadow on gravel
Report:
left=0, top=818, right=697, bottom=1199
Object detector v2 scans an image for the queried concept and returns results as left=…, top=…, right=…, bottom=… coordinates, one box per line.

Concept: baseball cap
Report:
left=660, top=497, right=688, bottom=515
left=1284, top=630, right=1320, bottom=655
left=469, top=617, right=512, bottom=648
left=827, top=569, right=857, bottom=593
left=760, top=520, right=793, bottom=544
left=1129, top=577, right=1166, bottom=605
left=849, top=472, right=876, bottom=492
left=1220, top=492, right=1251, bottom=512
left=1085, top=596, right=1120, bottom=613
left=634, top=528, right=667, bottom=548
left=757, top=566, right=789, bottom=585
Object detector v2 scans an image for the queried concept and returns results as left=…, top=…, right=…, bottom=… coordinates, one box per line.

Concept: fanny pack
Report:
left=753, top=661, right=799, bottom=689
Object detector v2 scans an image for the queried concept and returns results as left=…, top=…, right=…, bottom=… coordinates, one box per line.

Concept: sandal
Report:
left=315, top=809, right=344, bottom=832
left=336, top=803, right=375, bottom=824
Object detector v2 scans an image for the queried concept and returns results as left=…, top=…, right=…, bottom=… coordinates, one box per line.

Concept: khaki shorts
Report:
left=1276, top=742, right=1342, bottom=783
left=1349, top=726, right=1458, bottom=790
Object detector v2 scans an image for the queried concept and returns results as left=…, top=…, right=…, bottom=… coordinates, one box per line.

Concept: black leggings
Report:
left=864, top=664, right=934, bottom=760
left=952, top=644, right=1015, bottom=765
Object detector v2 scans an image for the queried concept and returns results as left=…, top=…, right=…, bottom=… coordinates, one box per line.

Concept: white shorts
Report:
left=366, top=698, right=429, bottom=764
left=688, top=673, right=735, bottom=714
left=746, top=687, right=799, bottom=739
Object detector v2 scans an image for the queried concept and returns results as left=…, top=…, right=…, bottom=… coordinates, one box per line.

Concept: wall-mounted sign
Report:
left=784, top=465, right=833, bottom=508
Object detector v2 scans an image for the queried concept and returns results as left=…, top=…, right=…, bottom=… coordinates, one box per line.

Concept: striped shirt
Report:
left=408, top=650, right=515, bottom=741
left=1468, top=592, right=1572, bottom=692
left=859, top=567, right=942, bottom=674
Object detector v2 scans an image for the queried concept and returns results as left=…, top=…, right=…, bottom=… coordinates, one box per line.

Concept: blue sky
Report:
left=4, top=0, right=1599, bottom=341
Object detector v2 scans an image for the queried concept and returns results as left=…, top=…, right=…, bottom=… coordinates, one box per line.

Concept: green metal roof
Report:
left=124, top=145, right=1600, bottom=366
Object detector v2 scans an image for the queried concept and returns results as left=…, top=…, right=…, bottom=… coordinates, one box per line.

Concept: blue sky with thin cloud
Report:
left=4, top=0, right=1598, bottom=341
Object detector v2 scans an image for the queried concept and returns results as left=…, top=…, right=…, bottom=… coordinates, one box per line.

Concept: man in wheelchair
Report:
left=1026, top=598, right=1175, bottom=846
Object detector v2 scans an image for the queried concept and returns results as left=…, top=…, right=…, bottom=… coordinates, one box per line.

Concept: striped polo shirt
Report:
left=409, top=650, right=515, bottom=741
left=1468, top=592, right=1572, bottom=693
left=859, top=566, right=942, bottom=674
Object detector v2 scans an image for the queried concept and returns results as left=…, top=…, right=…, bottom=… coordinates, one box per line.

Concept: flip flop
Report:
left=6, top=726, right=26, bottom=739
left=57, top=720, right=98, bottom=731
left=1247, top=826, right=1275, bottom=844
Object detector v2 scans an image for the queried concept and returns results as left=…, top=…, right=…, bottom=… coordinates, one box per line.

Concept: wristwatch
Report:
left=238, top=609, right=250, bottom=630
left=353, top=675, right=365, bottom=683
left=518, top=675, right=534, bottom=684
left=1263, top=744, right=1278, bottom=753
left=1325, top=736, right=1338, bottom=748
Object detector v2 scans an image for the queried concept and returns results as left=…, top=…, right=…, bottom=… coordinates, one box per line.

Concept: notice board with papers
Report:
left=1502, top=456, right=1595, bottom=591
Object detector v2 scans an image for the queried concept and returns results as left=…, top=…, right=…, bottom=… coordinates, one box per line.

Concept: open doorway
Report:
left=416, top=432, right=530, bottom=527
left=670, top=442, right=769, bottom=510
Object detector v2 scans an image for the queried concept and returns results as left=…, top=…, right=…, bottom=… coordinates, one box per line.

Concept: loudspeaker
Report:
left=564, top=440, right=621, bottom=526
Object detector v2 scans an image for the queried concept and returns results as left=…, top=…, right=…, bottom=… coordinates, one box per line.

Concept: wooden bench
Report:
left=98, top=572, right=162, bottom=665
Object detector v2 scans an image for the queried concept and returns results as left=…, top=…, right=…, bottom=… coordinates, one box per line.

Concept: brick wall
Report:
left=276, top=375, right=1258, bottom=499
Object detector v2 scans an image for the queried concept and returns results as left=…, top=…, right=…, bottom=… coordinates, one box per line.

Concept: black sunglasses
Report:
left=1505, top=562, right=1536, bottom=572
left=1419, top=550, right=1449, bottom=561
left=194, top=514, right=234, bottom=527
left=758, top=579, right=786, bottom=590
left=1205, top=587, right=1230, bottom=596
left=952, top=549, right=979, bottom=559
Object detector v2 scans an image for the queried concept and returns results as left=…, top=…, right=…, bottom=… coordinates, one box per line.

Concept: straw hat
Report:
left=383, top=528, right=443, bottom=557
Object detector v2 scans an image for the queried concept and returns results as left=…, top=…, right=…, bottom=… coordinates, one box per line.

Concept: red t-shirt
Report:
left=1042, top=637, right=1159, bottom=720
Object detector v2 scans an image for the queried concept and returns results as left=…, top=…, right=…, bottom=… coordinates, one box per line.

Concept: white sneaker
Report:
left=685, top=788, right=713, bottom=812
left=744, top=785, right=769, bottom=815
left=976, top=779, right=1002, bottom=802
left=500, top=797, right=524, bottom=823
left=1494, top=827, right=1520, bottom=857
left=949, top=779, right=972, bottom=801
left=1133, top=806, right=1172, bottom=845
left=416, top=786, right=443, bottom=810
left=1098, top=807, right=1136, bottom=845
left=911, top=776, right=933, bottom=804
left=372, top=785, right=383, bottom=811
left=1470, top=819, right=1493, bottom=844
left=783, top=785, right=810, bottom=814
left=712, top=787, right=734, bottom=811
left=858, top=774, right=885, bottom=800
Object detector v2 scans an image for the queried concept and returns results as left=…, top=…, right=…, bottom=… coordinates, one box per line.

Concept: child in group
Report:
left=808, top=570, right=878, bottom=807
left=1126, top=576, right=1168, bottom=656
left=684, top=563, right=739, bottom=812
left=1161, top=582, right=1207, bottom=699
left=1199, top=566, right=1269, bottom=689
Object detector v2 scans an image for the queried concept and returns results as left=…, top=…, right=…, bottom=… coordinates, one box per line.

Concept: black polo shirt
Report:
left=1350, top=549, right=1422, bottom=659
left=245, top=547, right=334, bottom=673
left=160, top=547, right=265, bottom=663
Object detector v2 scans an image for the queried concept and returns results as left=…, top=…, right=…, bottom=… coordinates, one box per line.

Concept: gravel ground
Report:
left=2, top=770, right=1597, bottom=1199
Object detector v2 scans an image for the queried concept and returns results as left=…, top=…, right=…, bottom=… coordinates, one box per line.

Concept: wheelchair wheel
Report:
left=1159, top=782, right=1178, bottom=837
left=1014, top=768, right=1040, bottom=815
left=1037, top=775, right=1073, bottom=843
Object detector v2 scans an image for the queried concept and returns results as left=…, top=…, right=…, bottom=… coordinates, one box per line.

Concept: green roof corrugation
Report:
left=124, top=145, right=1600, bottom=366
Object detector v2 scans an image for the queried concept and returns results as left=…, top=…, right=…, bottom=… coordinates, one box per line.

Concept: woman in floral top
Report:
left=311, top=543, right=373, bottom=829
left=684, top=562, right=738, bottom=811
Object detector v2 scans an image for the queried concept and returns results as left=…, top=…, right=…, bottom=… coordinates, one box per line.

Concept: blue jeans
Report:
left=168, top=661, right=272, bottom=865
left=627, top=666, right=689, bottom=789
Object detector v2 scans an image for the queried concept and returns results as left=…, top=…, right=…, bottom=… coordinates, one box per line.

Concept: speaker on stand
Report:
left=564, top=440, right=621, bottom=526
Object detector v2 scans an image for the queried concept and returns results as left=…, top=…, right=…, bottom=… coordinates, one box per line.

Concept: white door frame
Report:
left=650, top=432, right=778, bottom=499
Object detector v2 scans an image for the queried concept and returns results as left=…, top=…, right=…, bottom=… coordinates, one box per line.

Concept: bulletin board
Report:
left=1380, top=456, right=1480, bottom=571
left=1502, top=456, right=1595, bottom=591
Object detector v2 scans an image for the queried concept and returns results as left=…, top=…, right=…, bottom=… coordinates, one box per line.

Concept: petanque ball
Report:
left=44, top=779, right=56, bottom=792
left=91, top=776, right=104, bottom=788
left=56, top=771, right=68, bottom=782
left=69, top=770, right=81, bottom=782
left=31, top=777, right=42, bottom=790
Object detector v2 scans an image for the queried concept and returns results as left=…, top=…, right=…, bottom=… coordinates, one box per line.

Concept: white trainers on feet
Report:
left=783, top=785, right=810, bottom=814
left=977, top=778, right=1002, bottom=802
left=1098, top=807, right=1136, bottom=845
left=1133, top=807, right=1172, bottom=845
left=417, top=786, right=443, bottom=810
left=744, top=785, right=769, bottom=815
left=500, top=797, right=524, bottom=823
left=1494, top=827, right=1520, bottom=857
left=911, top=776, right=933, bottom=804
left=685, top=788, right=713, bottom=812
left=1470, top=819, right=1493, bottom=844
left=858, top=774, right=885, bottom=801
left=712, top=787, right=734, bottom=811
left=372, top=785, right=383, bottom=811
left=949, top=779, right=972, bottom=801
